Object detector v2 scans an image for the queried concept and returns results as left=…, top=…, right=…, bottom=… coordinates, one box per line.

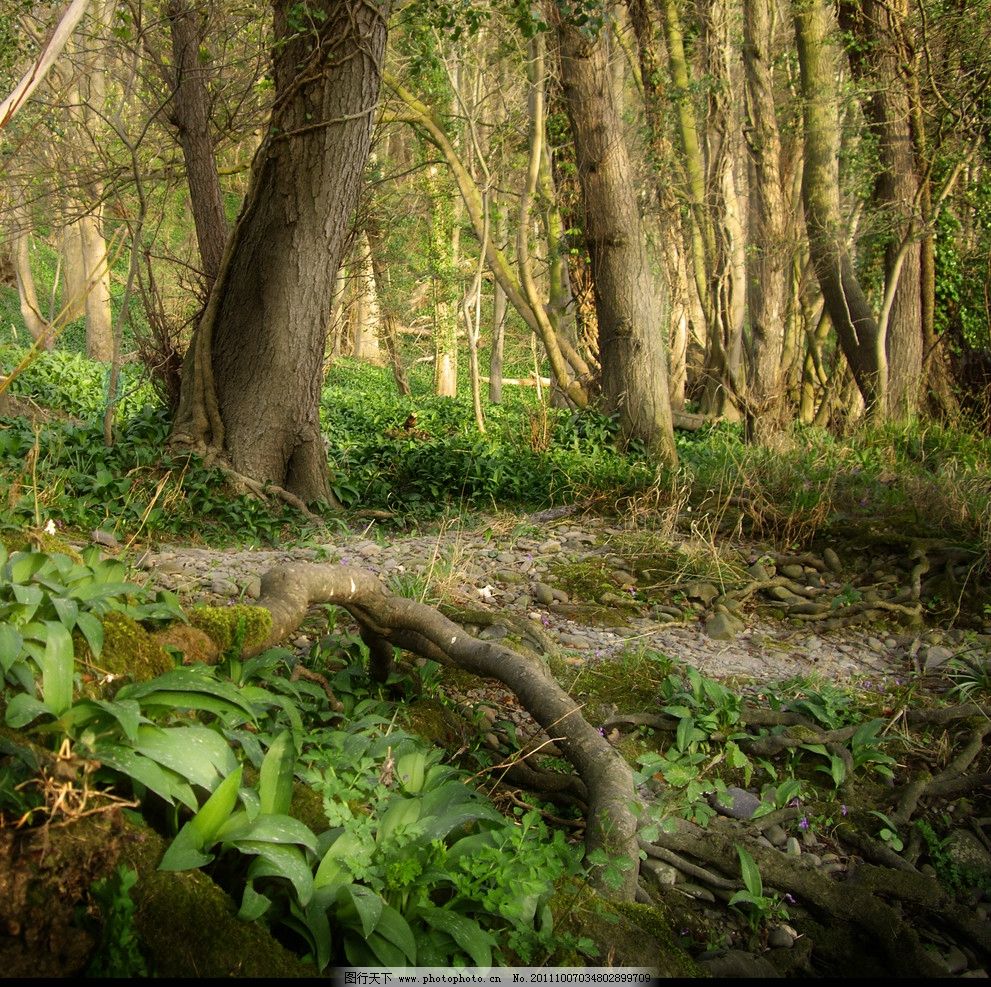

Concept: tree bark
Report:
left=350, top=231, right=384, bottom=366
left=9, top=191, right=52, bottom=347
left=743, top=0, right=789, bottom=440
left=793, top=0, right=885, bottom=414
left=171, top=0, right=390, bottom=504
left=167, top=0, right=230, bottom=289
left=840, top=0, right=923, bottom=420
left=553, top=7, right=677, bottom=463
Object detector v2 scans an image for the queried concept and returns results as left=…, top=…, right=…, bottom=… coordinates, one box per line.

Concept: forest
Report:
left=0, top=0, right=989, bottom=978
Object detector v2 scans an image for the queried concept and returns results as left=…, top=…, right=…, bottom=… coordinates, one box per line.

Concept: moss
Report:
left=548, top=559, right=619, bottom=604
left=403, top=698, right=474, bottom=752
left=2, top=532, right=84, bottom=562
left=189, top=605, right=273, bottom=657
left=549, top=879, right=704, bottom=977
left=77, top=611, right=173, bottom=685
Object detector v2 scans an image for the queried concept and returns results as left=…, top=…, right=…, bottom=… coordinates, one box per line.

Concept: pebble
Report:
left=823, top=548, right=842, bottom=573
left=765, top=824, right=788, bottom=847
left=785, top=837, right=801, bottom=856
left=640, top=859, right=679, bottom=887
left=781, top=564, right=805, bottom=580
left=709, top=787, right=762, bottom=820
left=533, top=582, right=555, bottom=605
left=767, top=925, right=798, bottom=949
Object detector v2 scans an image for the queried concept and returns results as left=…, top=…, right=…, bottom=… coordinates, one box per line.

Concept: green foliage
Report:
left=320, top=360, right=652, bottom=514
left=86, top=865, right=150, bottom=978
left=728, top=846, right=789, bottom=935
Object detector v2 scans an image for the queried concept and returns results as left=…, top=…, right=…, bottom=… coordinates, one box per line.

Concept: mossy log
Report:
left=248, top=562, right=640, bottom=898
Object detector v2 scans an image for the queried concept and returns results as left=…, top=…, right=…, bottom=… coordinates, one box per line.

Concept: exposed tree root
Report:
left=249, top=562, right=640, bottom=897
left=648, top=821, right=988, bottom=976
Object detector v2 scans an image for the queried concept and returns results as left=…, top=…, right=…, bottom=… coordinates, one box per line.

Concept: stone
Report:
left=767, top=925, right=798, bottom=949
left=538, top=539, right=561, bottom=554
left=551, top=588, right=569, bottom=603
left=705, top=611, right=742, bottom=641
left=557, top=633, right=590, bottom=650
left=640, top=859, right=679, bottom=888
left=210, top=577, right=238, bottom=597
left=781, top=564, right=805, bottom=580
left=699, top=950, right=781, bottom=979
left=946, top=830, right=991, bottom=880
left=90, top=529, right=119, bottom=549
left=686, top=581, right=719, bottom=605
left=764, top=824, right=788, bottom=847
left=943, top=946, right=970, bottom=976
left=747, top=561, right=771, bottom=581
left=492, top=569, right=525, bottom=585
left=823, top=547, right=842, bottom=573
left=241, top=575, right=262, bottom=600
left=533, top=582, right=555, bottom=605
left=478, top=624, right=509, bottom=641
left=496, top=551, right=516, bottom=564
left=611, top=570, right=637, bottom=587
left=924, top=644, right=955, bottom=670
left=768, top=585, right=800, bottom=602
left=708, top=787, right=762, bottom=820
left=785, top=837, right=801, bottom=856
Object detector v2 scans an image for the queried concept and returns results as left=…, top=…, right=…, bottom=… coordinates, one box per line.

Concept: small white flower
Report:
left=477, top=585, right=495, bottom=601
left=44, top=519, right=57, bottom=536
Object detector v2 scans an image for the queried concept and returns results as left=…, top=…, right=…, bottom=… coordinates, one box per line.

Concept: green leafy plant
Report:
left=86, top=865, right=149, bottom=977
left=728, top=845, right=789, bottom=935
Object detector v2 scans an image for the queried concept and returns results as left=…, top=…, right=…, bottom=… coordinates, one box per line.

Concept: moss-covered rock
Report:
left=549, top=880, right=704, bottom=976
left=77, top=611, right=173, bottom=685
left=188, top=605, right=273, bottom=657
left=2, top=531, right=84, bottom=562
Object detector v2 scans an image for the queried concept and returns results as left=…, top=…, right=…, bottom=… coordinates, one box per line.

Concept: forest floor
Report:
left=132, top=505, right=988, bottom=689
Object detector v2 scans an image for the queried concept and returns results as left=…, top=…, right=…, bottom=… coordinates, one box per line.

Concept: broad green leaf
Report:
left=92, top=698, right=143, bottom=743
left=129, top=691, right=254, bottom=723
left=219, top=813, right=318, bottom=852
left=287, top=898, right=332, bottom=972
left=93, top=744, right=198, bottom=809
left=238, top=883, right=272, bottom=921
left=396, top=751, right=426, bottom=792
left=447, top=831, right=496, bottom=862
left=377, top=797, right=422, bottom=841
left=120, top=668, right=258, bottom=718
left=74, top=612, right=103, bottom=658
left=0, top=624, right=24, bottom=673
left=134, top=724, right=237, bottom=789
left=232, top=842, right=313, bottom=905
left=8, top=551, right=47, bottom=583
left=343, top=884, right=384, bottom=938
left=736, top=845, right=762, bottom=898
left=160, top=766, right=243, bottom=871
left=418, top=803, right=503, bottom=843
left=40, top=621, right=74, bottom=715
left=5, top=692, right=53, bottom=728
left=418, top=905, right=495, bottom=967
left=676, top=715, right=694, bottom=752
left=372, top=905, right=417, bottom=963
left=258, top=730, right=295, bottom=815
left=51, top=596, right=78, bottom=630
left=314, top=830, right=364, bottom=889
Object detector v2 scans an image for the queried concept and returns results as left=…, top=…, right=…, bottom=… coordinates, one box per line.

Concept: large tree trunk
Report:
left=171, top=0, right=389, bottom=504
left=9, top=191, right=52, bottom=347
left=793, top=0, right=885, bottom=414
left=841, top=0, right=923, bottom=420
left=350, top=231, right=384, bottom=366
left=743, top=0, right=789, bottom=440
left=553, top=8, right=676, bottom=463
left=167, top=0, right=229, bottom=289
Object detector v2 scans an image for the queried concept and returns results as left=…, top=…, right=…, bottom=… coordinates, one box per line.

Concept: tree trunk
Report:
left=60, top=214, right=87, bottom=322
left=167, top=0, right=230, bottom=289
left=9, top=191, right=52, bottom=347
left=488, top=200, right=507, bottom=404
left=743, top=0, right=789, bottom=440
left=171, top=0, right=390, bottom=504
left=365, top=224, right=410, bottom=395
left=350, top=231, right=384, bottom=366
left=841, top=0, right=923, bottom=420
left=78, top=204, right=113, bottom=361
left=553, top=8, right=677, bottom=463
left=793, top=0, right=884, bottom=414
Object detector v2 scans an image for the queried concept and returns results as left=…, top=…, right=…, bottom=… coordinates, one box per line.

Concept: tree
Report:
left=552, top=4, right=677, bottom=463
left=170, top=0, right=391, bottom=505
left=794, top=0, right=884, bottom=414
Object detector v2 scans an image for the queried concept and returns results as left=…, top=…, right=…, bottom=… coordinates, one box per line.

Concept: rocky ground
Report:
left=128, top=508, right=988, bottom=688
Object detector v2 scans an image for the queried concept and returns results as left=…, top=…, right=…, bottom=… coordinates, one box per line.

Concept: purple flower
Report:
left=799, top=816, right=810, bottom=830
left=841, top=804, right=848, bottom=816
left=789, top=797, right=801, bottom=808
left=784, top=893, right=797, bottom=905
